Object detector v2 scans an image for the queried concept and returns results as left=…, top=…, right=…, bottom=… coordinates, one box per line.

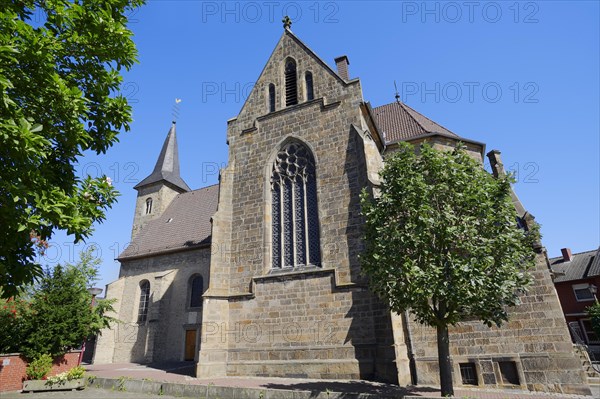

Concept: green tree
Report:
left=587, top=301, right=600, bottom=340
left=0, top=0, right=144, bottom=298
left=360, top=143, right=537, bottom=396
left=0, top=295, right=33, bottom=353
left=0, top=248, right=116, bottom=359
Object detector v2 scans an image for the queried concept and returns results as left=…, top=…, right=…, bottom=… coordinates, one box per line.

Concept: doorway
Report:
left=184, top=329, right=197, bottom=361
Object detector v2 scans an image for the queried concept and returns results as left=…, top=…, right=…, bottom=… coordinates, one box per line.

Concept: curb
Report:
left=86, top=376, right=404, bottom=399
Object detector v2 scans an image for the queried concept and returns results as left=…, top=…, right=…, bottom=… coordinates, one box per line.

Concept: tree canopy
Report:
left=360, top=142, right=537, bottom=396
left=0, top=248, right=116, bottom=360
left=0, top=0, right=144, bottom=297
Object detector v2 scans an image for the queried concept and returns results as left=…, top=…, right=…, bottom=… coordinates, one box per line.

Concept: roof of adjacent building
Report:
left=550, top=248, right=600, bottom=283
left=119, top=184, right=219, bottom=260
left=134, top=123, right=191, bottom=192
left=372, top=101, right=459, bottom=144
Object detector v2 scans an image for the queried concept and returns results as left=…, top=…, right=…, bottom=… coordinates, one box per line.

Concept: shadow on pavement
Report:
left=262, top=380, right=439, bottom=397
left=146, top=361, right=196, bottom=377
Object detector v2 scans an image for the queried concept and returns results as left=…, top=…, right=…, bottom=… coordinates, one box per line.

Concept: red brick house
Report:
left=550, top=247, right=600, bottom=351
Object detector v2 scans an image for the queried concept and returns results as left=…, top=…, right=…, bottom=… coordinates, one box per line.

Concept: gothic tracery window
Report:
left=271, top=142, right=320, bottom=268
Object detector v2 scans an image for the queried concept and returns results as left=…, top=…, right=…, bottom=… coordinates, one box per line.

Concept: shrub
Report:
left=46, top=365, right=86, bottom=385
left=67, top=366, right=86, bottom=379
left=25, top=354, right=53, bottom=380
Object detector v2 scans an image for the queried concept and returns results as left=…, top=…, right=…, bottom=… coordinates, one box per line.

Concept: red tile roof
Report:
left=372, top=101, right=459, bottom=144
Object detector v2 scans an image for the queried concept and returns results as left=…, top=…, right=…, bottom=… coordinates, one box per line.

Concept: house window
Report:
left=145, top=198, right=153, bottom=214
left=459, top=363, right=478, bottom=385
left=285, top=58, right=298, bottom=106
left=138, top=280, right=150, bottom=323
left=189, top=275, right=203, bottom=308
left=271, top=141, right=320, bottom=268
left=268, top=83, right=276, bottom=112
left=573, top=283, right=596, bottom=302
left=305, top=71, right=314, bottom=101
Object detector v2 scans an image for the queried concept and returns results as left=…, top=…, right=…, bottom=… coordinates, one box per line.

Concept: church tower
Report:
left=131, top=122, right=190, bottom=239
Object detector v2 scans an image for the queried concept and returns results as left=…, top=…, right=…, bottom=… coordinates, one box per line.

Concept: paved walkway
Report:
left=83, top=362, right=598, bottom=399
left=0, top=387, right=180, bottom=399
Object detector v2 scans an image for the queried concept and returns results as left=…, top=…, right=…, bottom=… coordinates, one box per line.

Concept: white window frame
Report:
left=573, top=283, right=596, bottom=302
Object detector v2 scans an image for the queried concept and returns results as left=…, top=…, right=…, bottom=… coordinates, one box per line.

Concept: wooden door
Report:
left=184, top=329, right=197, bottom=361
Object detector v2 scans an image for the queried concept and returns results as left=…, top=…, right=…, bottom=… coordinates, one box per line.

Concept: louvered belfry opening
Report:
left=285, top=58, right=298, bottom=106
left=271, top=141, right=321, bottom=269
left=305, top=71, right=314, bottom=101
left=268, top=83, right=276, bottom=112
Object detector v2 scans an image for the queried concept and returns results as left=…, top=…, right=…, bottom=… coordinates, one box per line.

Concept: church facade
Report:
left=94, top=28, right=591, bottom=395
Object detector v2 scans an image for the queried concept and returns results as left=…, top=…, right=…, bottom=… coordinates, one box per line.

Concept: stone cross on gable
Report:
left=282, top=16, right=292, bottom=30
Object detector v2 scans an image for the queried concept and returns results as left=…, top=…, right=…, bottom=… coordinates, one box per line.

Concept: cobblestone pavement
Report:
left=83, top=362, right=597, bottom=399
left=2, top=362, right=596, bottom=399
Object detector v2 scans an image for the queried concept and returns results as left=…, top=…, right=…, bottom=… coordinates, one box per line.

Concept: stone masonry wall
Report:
left=220, top=270, right=396, bottom=381
left=408, top=242, right=590, bottom=395
left=96, top=248, right=210, bottom=364
left=131, top=183, right=182, bottom=239
left=199, top=30, right=400, bottom=381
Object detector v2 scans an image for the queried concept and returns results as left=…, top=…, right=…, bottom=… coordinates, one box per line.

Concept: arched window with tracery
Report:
left=271, top=141, right=320, bottom=268
left=138, top=280, right=150, bottom=323
left=285, top=58, right=298, bottom=106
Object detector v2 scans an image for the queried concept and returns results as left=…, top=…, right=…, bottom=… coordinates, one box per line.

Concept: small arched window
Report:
left=271, top=141, right=321, bottom=268
left=189, top=275, right=204, bottom=308
left=138, top=280, right=150, bottom=323
left=268, top=83, right=276, bottom=113
left=285, top=58, right=298, bottom=106
left=145, top=198, right=153, bottom=215
left=305, top=72, right=314, bottom=101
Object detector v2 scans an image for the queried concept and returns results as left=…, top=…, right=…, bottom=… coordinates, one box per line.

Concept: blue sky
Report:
left=47, top=1, right=599, bottom=291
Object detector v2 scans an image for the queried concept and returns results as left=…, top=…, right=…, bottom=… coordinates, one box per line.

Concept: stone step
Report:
left=587, top=377, right=600, bottom=385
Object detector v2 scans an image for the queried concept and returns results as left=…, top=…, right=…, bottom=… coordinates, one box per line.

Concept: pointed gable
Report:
left=231, top=28, right=359, bottom=127
left=134, top=122, right=191, bottom=192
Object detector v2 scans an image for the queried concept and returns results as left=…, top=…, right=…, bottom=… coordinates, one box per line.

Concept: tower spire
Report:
left=134, top=122, right=191, bottom=192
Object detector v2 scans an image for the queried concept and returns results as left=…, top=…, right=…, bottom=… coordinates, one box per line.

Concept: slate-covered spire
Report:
left=134, top=122, right=191, bottom=192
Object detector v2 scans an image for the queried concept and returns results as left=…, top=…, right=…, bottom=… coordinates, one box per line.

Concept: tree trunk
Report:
left=437, top=323, right=454, bottom=397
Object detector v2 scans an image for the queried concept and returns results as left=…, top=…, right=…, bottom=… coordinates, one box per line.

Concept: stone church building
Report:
left=94, top=28, right=590, bottom=395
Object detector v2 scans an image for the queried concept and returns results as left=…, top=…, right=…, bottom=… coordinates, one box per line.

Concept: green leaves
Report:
left=587, top=302, right=600, bottom=340
left=360, top=143, right=538, bottom=395
left=0, top=0, right=144, bottom=297
left=360, top=142, right=536, bottom=328
left=0, top=248, right=117, bottom=359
